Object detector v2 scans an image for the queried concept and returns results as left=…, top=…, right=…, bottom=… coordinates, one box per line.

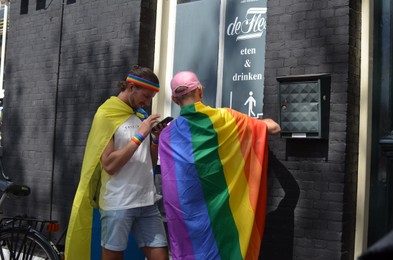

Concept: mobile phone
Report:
left=159, top=116, right=174, bottom=125
left=153, top=116, right=174, bottom=131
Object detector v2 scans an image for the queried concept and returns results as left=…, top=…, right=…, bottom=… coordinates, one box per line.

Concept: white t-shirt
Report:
left=99, top=115, right=156, bottom=210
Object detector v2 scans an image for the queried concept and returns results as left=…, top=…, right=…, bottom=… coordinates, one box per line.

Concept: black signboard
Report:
left=173, top=0, right=267, bottom=117
left=222, top=0, right=267, bottom=118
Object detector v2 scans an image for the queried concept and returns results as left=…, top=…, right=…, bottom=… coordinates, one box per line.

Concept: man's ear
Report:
left=172, top=96, right=180, bottom=105
left=199, top=86, right=203, bottom=99
left=128, top=82, right=136, bottom=91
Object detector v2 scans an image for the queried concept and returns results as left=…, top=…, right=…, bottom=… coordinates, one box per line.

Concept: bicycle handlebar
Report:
left=0, top=179, right=30, bottom=196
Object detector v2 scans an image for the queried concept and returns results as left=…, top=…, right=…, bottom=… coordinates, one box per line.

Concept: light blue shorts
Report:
left=100, top=204, right=168, bottom=251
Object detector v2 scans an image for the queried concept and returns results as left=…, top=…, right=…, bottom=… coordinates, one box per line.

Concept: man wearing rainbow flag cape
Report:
left=159, top=71, right=280, bottom=260
left=65, top=65, right=169, bottom=260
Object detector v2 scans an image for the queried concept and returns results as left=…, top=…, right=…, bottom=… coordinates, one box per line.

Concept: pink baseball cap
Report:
left=170, top=71, right=202, bottom=97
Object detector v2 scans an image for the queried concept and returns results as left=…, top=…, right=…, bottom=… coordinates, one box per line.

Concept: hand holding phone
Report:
left=152, top=116, right=173, bottom=132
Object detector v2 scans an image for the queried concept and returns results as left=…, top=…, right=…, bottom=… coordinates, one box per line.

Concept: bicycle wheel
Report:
left=0, top=226, right=61, bottom=260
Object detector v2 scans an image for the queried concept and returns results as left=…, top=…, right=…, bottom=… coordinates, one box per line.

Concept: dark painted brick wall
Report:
left=2, top=0, right=156, bottom=242
left=262, top=0, right=360, bottom=260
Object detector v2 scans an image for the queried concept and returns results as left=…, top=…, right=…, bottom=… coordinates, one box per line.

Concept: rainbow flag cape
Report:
left=159, top=102, right=269, bottom=260
left=65, top=96, right=146, bottom=260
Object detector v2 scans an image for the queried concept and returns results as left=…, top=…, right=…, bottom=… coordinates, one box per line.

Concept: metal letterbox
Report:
left=277, top=74, right=330, bottom=139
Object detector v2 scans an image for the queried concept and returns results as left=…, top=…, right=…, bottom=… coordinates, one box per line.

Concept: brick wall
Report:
left=342, top=0, right=361, bottom=258
left=2, top=0, right=157, bottom=242
left=3, top=0, right=63, bottom=219
left=262, top=0, right=360, bottom=259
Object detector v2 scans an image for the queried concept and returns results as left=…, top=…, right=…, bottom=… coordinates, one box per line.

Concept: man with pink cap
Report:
left=158, top=71, right=280, bottom=259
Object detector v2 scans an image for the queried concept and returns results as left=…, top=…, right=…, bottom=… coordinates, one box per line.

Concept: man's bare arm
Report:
left=262, top=118, right=281, bottom=135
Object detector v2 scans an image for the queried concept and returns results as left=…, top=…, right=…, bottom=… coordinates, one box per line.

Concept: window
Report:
left=20, top=0, right=29, bottom=14
left=36, top=0, right=46, bottom=10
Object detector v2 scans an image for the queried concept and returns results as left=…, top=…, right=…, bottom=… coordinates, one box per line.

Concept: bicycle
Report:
left=0, top=165, right=63, bottom=260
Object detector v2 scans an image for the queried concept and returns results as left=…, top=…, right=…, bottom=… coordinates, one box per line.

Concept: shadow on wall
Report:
left=260, top=150, right=300, bottom=260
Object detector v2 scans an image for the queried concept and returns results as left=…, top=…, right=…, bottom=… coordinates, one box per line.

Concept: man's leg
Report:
left=102, top=247, right=124, bottom=260
left=133, top=205, right=168, bottom=260
left=100, top=209, right=132, bottom=260
left=142, top=247, right=169, bottom=260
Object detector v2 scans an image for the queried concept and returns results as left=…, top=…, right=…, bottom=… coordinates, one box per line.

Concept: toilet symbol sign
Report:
left=230, top=90, right=263, bottom=118
left=244, top=91, right=256, bottom=116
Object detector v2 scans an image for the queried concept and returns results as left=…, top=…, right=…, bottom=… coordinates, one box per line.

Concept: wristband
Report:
left=131, top=132, right=145, bottom=145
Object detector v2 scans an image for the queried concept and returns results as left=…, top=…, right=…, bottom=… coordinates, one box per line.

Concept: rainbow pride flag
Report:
left=159, top=102, right=269, bottom=260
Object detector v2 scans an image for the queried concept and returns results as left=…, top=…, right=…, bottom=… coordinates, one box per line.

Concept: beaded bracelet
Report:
left=150, top=133, right=159, bottom=146
left=131, top=132, right=145, bottom=146
left=151, top=138, right=159, bottom=147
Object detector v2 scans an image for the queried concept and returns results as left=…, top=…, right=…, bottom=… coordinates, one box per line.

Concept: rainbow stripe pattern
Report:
left=159, top=102, right=269, bottom=260
left=126, top=74, right=160, bottom=92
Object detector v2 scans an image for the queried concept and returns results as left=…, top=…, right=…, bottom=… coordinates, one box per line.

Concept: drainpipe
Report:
left=50, top=0, right=65, bottom=219
left=0, top=2, right=8, bottom=99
